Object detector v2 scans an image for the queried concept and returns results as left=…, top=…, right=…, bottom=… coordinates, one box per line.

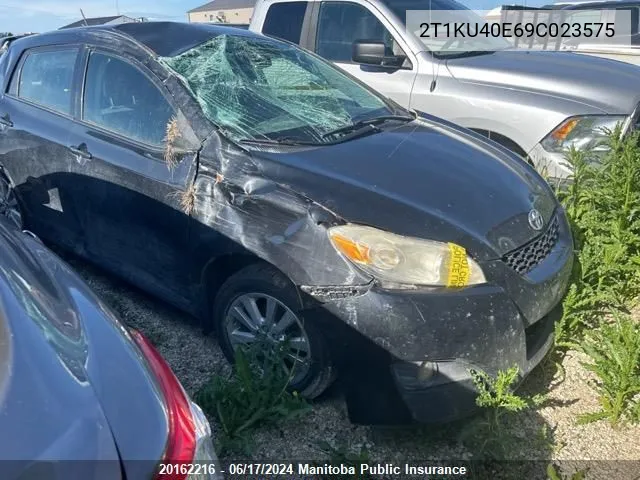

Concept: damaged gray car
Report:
left=0, top=22, right=573, bottom=424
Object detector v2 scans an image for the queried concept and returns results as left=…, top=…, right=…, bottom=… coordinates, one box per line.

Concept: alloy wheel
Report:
left=223, top=292, right=311, bottom=384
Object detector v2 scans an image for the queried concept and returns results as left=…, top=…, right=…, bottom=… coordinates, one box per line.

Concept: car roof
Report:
left=110, top=21, right=260, bottom=57
left=15, top=21, right=263, bottom=58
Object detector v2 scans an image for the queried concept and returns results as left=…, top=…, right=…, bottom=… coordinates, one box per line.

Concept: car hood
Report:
left=253, top=116, right=557, bottom=260
left=446, top=50, right=640, bottom=113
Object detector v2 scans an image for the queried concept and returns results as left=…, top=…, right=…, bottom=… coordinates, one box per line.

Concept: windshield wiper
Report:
left=237, top=114, right=415, bottom=147
left=435, top=50, right=498, bottom=60
left=322, top=115, right=415, bottom=139
left=238, top=137, right=319, bottom=146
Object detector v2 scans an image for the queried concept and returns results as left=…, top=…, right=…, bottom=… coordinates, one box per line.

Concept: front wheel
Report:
left=213, top=263, right=335, bottom=399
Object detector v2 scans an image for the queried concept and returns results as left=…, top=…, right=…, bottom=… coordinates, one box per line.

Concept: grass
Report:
left=577, top=314, right=640, bottom=426
left=194, top=343, right=310, bottom=454
left=553, top=129, right=640, bottom=426
left=554, top=134, right=640, bottom=348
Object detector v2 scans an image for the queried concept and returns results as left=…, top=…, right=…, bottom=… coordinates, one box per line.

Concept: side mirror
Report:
left=352, top=40, right=405, bottom=68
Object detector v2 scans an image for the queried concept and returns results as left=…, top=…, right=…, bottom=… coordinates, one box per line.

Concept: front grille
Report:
left=503, top=215, right=560, bottom=275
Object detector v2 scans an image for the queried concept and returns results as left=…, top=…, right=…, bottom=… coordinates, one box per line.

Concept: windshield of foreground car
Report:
left=381, top=0, right=511, bottom=57
left=161, top=34, right=402, bottom=145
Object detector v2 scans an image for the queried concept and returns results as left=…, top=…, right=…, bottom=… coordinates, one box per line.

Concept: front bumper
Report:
left=390, top=303, right=559, bottom=423
left=314, top=210, right=574, bottom=423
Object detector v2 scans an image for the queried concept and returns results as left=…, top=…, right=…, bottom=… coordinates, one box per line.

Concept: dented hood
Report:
left=446, top=50, right=640, bottom=113
left=253, top=117, right=557, bottom=260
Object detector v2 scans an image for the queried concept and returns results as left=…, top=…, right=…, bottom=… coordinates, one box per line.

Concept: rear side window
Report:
left=263, top=2, right=308, bottom=43
left=17, top=48, right=78, bottom=115
left=82, top=52, right=174, bottom=146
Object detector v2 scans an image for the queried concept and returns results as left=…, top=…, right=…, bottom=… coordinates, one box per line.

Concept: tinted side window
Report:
left=17, top=48, right=78, bottom=115
left=83, top=52, right=174, bottom=146
left=263, top=2, right=308, bottom=43
left=316, top=2, right=395, bottom=62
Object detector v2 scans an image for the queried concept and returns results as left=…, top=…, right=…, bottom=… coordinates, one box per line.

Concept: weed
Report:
left=316, top=441, right=372, bottom=479
left=472, top=366, right=545, bottom=414
left=460, top=367, right=547, bottom=460
left=195, top=344, right=310, bottom=454
left=164, top=116, right=181, bottom=170
left=554, top=130, right=640, bottom=425
left=577, top=314, right=640, bottom=426
left=180, top=182, right=196, bottom=215
left=555, top=131, right=640, bottom=346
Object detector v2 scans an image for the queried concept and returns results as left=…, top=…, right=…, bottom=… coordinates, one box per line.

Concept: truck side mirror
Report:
left=352, top=40, right=405, bottom=68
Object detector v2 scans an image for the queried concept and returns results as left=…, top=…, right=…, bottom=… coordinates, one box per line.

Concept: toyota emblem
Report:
left=528, top=209, right=544, bottom=231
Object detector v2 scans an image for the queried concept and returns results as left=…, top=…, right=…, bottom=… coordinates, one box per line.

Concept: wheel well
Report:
left=199, top=254, right=389, bottom=380
left=200, top=253, right=272, bottom=331
left=471, top=128, right=532, bottom=162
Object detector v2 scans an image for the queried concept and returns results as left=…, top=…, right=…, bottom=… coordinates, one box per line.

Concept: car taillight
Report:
left=130, top=330, right=205, bottom=480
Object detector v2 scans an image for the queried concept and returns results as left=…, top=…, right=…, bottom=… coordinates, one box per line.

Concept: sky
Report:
left=0, top=0, right=549, bottom=34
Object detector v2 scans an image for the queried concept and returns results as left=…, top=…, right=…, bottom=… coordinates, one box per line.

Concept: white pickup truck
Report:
left=249, top=0, right=640, bottom=181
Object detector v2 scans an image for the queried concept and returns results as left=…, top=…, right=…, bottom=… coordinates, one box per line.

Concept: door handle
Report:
left=68, top=143, right=92, bottom=160
left=0, top=114, right=13, bottom=128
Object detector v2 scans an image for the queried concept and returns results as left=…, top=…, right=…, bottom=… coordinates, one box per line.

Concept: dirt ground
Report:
left=59, top=252, right=640, bottom=480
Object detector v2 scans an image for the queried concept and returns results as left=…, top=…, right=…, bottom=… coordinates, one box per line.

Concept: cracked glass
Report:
left=161, top=34, right=394, bottom=144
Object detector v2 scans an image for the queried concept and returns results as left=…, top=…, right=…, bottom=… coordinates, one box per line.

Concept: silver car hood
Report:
left=445, top=50, right=640, bottom=114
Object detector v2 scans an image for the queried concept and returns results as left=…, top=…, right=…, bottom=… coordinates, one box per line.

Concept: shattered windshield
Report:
left=161, top=34, right=396, bottom=144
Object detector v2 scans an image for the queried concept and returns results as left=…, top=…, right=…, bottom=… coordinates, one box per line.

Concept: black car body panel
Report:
left=0, top=218, right=168, bottom=478
left=251, top=116, right=557, bottom=260
left=0, top=23, right=573, bottom=424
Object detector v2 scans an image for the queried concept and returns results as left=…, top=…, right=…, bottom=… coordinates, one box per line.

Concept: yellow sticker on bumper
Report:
left=447, top=243, right=470, bottom=287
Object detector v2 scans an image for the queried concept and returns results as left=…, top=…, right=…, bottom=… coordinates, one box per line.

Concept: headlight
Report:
left=541, top=115, right=627, bottom=155
left=328, top=225, right=486, bottom=287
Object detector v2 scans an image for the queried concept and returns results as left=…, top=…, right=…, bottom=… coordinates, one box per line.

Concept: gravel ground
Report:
left=59, top=252, right=640, bottom=480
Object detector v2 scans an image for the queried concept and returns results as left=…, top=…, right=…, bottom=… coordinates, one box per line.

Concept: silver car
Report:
left=0, top=202, right=222, bottom=479
left=250, top=0, right=640, bottom=181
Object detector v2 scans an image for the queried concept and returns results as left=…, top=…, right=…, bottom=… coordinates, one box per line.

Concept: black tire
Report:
left=0, top=168, right=22, bottom=229
left=213, top=263, right=336, bottom=399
